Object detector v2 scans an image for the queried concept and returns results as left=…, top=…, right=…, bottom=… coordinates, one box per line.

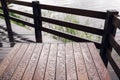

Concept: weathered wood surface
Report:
left=0, top=43, right=111, bottom=80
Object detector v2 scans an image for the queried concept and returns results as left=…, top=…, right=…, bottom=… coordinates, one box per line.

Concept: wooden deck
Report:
left=0, top=0, right=120, bottom=79
left=0, top=43, right=110, bottom=80
left=0, top=47, right=11, bottom=63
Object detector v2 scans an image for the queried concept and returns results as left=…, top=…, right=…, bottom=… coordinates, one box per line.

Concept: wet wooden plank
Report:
left=0, top=43, right=111, bottom=80
left=73, top=43, right=89, bottom=80
left=33, top=44, right=50, bottom=80
left=0, top=44, right=21, bottom=76
left=44, top=44, right=57, bottom=80
left=11, top=43, right=36, bottom=80
left=56, top=43, right=66, bottom=80
left=1, top=43, right=29, bottom=80
left=87, top=43, right=111, bottom=80
left=22, top=43, right=43, bottom=80
left=66, top=43, right=77, bottom=80
left=80, top=43, right=100, bottom=80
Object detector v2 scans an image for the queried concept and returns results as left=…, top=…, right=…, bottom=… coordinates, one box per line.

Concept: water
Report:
left=18, top=0, right=120, bottom=12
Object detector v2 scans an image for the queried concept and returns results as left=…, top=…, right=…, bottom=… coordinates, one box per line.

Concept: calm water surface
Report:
left=19, top=0, right=120, bottom=12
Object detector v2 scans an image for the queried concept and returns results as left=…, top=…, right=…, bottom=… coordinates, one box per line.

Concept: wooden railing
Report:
left=108, top=15, right=120, bottom=78
left=0, top=0, right=106, bottom=48
left=0, top=0, right=120, bottom=79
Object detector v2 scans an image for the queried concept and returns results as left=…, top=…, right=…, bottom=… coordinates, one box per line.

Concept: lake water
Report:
left=18, top=0, right=120, bottom=12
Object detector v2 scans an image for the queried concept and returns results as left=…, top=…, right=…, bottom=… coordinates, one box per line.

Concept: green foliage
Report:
left=0, top=8, right=27, bottom=28
left=0, top=7, right=102, bottom=43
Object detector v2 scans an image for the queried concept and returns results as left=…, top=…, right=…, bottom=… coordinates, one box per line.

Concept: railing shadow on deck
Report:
left=0, top=0, right=120, bottom=79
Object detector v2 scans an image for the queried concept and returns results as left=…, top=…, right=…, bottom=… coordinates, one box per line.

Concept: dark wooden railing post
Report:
left=0, top=36, right=2, bottom=47
left=100, top=10, right=119, bottom=67
left=32, top=1, right=42, bottom=43
left=1, top=0, right=14, bottom=47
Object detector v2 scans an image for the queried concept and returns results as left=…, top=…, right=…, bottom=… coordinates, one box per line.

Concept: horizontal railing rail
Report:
left=8, top=9, right=34, bottom=18
left=42, top=27, right=101, bottom=48
left=107, top=13, right=120, bottom=78
left=7, top=0, right=32, bottom=7
left=112, top=15, right=120, bottom=29
left=109, top=35, right=120, bottom=56
left=41, top=17, right=104, bottom=35
left=40, top=4, right=107, bottom=19
left=9, top=16, right=34, bottom=27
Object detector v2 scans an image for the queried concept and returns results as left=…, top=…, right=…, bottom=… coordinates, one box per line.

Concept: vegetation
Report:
left=42, top=10, right=102, bottom=43
left=0, top=6, right=102, bottom=43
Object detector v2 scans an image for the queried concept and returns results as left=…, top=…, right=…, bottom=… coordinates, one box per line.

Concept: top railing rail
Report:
left=6, top=0, right=107, bottom=19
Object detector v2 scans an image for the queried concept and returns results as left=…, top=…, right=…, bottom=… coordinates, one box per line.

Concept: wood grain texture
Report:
left=56, top=43, right=66, bottom=80
left=11, top=43, right=36, bottom=80
left=73, top=43, right=88, bottom=80
left=65, top=43, right=77, bottom=80
left=22, top=44, right=43, bottom=80
left=0, top=43, right=22, bottom=76
left=44, top=44, right=57, bottom=80
left=33, top=44, right=50, bottom=80
left=87, top=43, right=111, bottom=80
left=1, top=43, right=29, bottom=80
left=0, top=43, right=111, bottom=80
left=80, top=43, right=100, bottom=80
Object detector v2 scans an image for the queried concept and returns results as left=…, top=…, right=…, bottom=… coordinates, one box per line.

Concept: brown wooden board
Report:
left=73, top=43, right=88, bottom=80
left=56, top=43, right=66, bottom=80
left=11, top=43, right=36, bottom=80
left=1, top=43, right=29, bottom=80
left=87, top=43, right=111, bottom=80
left=33, top=44, right=50, bottom=80
left=65, top=43, right=77, bottom=80
left=0, top=43, right=112, bottom=80
left=0, top=43, right=22, bottom=76
left=80, top=43, right=100, bottom=80
left=44, top=44, right=57, bottom=80
left=22, top=44, right=43, bottom=80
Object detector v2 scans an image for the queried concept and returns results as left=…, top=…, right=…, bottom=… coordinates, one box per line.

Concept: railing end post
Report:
left=100, top=10, right=119, bottom=67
